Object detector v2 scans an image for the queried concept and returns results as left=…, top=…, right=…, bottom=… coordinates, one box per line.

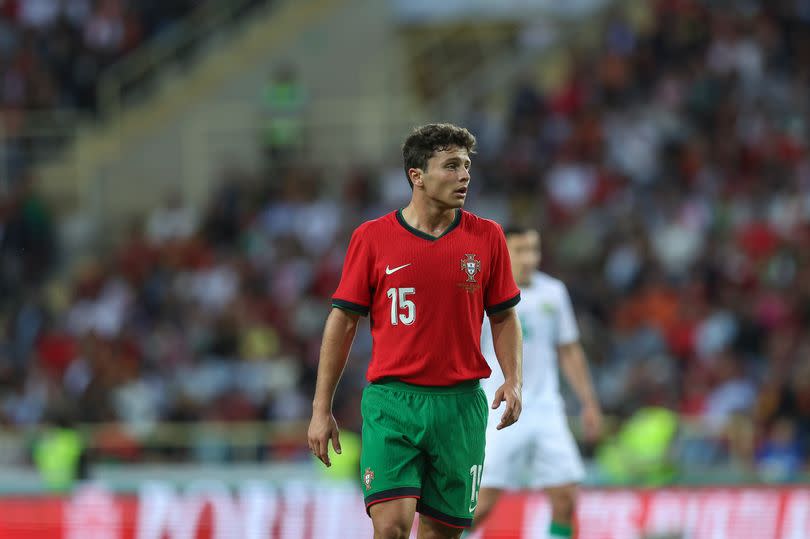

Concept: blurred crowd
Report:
left=0, top=0, right=260, bottom=189
left=2, top=0, right=810, bottom=482
left=470, top=0, right=810, bottom=483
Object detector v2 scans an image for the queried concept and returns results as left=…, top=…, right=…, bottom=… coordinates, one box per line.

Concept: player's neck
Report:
left=401, top=203, right=459, bottom=237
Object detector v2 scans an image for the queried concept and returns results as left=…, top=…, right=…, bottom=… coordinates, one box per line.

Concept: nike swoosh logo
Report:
left=385, top=264, right=411, bottom=275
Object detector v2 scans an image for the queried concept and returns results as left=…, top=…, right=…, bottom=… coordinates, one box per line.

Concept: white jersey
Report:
left=480, top=271, right=585, bottom=489
left=481, top=271, right=579, bottom=412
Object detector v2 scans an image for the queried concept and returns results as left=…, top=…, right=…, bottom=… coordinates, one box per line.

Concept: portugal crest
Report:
left=363, top=467, right=375, bottom=490
left=461, top=254, right=481, bottom=283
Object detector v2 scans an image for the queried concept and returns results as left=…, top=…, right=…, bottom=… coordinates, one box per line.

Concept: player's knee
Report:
left=417, top=518, right=463, bottom=539
left=374, top=518, right=411, bottom=539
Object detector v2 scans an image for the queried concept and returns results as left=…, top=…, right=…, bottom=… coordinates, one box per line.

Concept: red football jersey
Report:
left=332, top=209, right=520, bottom=386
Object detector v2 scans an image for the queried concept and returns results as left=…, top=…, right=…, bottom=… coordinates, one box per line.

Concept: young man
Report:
left=473, top=226, right=603, bottom=539
left=308, top=123, right=523, bottom=539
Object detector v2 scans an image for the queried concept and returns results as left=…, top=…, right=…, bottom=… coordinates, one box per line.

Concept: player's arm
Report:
left=558, top=341, right=603, bottom=442
left=308, top=307, right=360, bottom=467
left=489, top=307, right=523, bottom=430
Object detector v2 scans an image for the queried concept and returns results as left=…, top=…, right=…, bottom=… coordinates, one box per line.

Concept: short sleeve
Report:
left=557, top=283, right=580, bottom=345
left=485, top=225, right=520, bottom=316
left=331, top=228, right=373, bottom=316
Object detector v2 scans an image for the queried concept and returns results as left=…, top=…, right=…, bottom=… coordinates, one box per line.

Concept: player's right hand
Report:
left=308, top=411, right=341, bottom=467
left=492, top=382, right=522, bottom=430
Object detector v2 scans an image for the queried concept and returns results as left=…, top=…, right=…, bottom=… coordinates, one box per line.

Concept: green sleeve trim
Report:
left=332, top=298, right=369, bottom=316
left=485, top=292, right=520, bottom=316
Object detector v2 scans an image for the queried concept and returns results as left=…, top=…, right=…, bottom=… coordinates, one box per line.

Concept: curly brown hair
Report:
left=402, top=123, right=477, bottom=189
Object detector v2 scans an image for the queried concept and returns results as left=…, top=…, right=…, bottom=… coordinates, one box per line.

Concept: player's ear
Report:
left=409, top=168, right=423, bottom=187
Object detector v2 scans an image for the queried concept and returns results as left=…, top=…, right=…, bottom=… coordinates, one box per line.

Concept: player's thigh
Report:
left=369, top=497, right=418, bottom=538
left=418, top=386, right=487, bottom=529
left=361, top=384, right=425, bottom=511
left=530, top=413, right=585, bottom=489
left=479, top=415, right=534, bottom=489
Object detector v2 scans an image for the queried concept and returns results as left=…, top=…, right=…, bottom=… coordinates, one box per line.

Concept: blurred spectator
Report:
left=0, top=180, right=55, bottom=305
left=756, top=417, right=803, bottom=483
left=595, top=406, right=679, bottom=486
left=32, top=410, right=87, bottom=492
left=146, top=192, right=198, bottom=246
left=702, top=350, right=757, bottom=432
left=260, top=63, right=308, bottom=171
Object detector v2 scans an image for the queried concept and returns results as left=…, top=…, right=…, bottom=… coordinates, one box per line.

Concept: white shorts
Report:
left=481, top=408, right=585, bottom=490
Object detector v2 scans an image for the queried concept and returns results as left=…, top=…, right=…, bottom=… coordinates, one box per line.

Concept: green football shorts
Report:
left=360, top=378, right=488, bottom=529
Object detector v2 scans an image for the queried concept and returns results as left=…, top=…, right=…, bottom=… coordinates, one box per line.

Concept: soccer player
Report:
left=308, top=123, right=524, bottom=539
left=473, top=226, right=603, bottom=539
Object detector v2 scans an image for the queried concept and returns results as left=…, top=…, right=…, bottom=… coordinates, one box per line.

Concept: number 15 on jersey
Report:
left=386, top=287, right=415, bottom=325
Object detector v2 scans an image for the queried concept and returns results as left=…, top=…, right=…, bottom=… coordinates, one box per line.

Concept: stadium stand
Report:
left=1, top=0, right=808, bottom=494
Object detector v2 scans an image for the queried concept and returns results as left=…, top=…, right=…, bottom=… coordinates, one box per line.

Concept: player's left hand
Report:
left=308, top=411, right=341, bottom=467
left=581, top=402, right=603, bottom=442
left=492, top=382, right=522, bottom=430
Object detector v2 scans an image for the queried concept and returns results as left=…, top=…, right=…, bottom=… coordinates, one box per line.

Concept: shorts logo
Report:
left=460, top=254, right=481, bottom=283
left=363, top=467, right=375, bottom=491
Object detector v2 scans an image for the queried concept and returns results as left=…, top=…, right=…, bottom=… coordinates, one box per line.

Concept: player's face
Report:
left=410, top=147, right=471, bottom=209
left=506, top=230, right=541, bottom=286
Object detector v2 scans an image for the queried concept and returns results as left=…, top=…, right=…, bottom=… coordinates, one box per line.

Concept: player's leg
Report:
left=471, top=407, right=529, bottom=530
left=417, top=514, right=464, bottom=539
left=531, top=413, right=586, bottom=539
left=418, top=382, right=488, bottom=532
left=545, top=483, right=578, bottom=538
left=361, top=382, right=427, bottom=537
left=370, top=498, right=418, bottom=539
left=470, top=487, right=503, bottom=528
